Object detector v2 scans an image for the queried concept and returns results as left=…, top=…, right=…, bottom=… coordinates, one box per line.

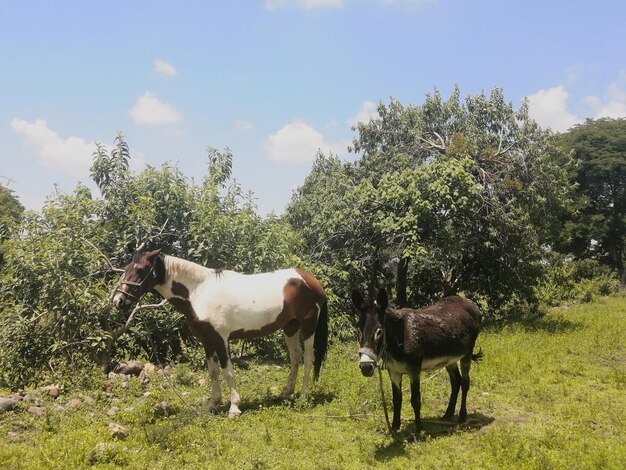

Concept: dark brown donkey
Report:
left=351, top=288, right=482, bottom=431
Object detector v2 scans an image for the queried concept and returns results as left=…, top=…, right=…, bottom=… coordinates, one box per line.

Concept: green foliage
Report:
left=557, top=118, right=626, bottom=284
left=0, top=184, right=24, bottom=265
left=0, top=137, right=301, bottom=386
left=289, top=87, right=573, bottom=315
left=536, top=252, right=620, bottom=306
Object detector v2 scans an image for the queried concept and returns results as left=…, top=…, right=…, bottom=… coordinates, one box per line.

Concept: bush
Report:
left=536, top=253, right=620, bottom=307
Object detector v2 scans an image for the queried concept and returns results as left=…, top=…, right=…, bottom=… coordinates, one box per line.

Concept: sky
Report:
left=1, top=0, right=625, bottom=215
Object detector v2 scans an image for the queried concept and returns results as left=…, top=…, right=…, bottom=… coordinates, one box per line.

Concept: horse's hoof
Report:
left=208, top=401, right=223, bottom=411
left=228, top=409, right=242, bottom=419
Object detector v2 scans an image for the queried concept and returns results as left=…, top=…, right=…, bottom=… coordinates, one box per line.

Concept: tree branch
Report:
left=111, top=300, right=168, bottom=340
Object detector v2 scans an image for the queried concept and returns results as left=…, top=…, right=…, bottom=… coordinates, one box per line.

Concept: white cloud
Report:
left=265, top=0, right=343, bottom=10
left=10, top=118, right=95, bottom=177
left=153, top=59, right=177, bottom=77
left=264, top=120, right=346, bottom=163
left=235, top=120, right=254, bottom=131
left=527, top=85, right=580, bottom=132
left=348, top=100, right=379, bottom=127
left=129, top=92, right=183, bottom=125
left=584, top=83, right=626, bottom=119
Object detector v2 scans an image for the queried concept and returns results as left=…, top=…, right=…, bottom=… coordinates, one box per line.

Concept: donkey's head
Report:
left=112, top=245, right=164, bottom=310
left=351, top=288, right=388, bottom=377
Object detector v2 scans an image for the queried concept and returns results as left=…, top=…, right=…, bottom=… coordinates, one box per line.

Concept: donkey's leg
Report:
left=458, top=357, right=472, bottom=422
left=282, top=332, right=302, bottom=399
left=299, top=334, right=315, bottom=398
left=388, top=369, right=403, bottom=431
left=443, top=363, right=462, bottom=419
left=409, top=371, right=422, bottom=431
left=207, top=353, right=222, bottom=410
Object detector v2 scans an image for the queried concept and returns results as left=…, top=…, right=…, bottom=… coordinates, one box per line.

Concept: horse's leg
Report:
left=443, top=363, right=462, bottom=419
left=213, top=335, right=241, bottom=418
left=458, top=356, right=472, bottom=422
left=388, top=369, right=403, bottom=431
left=282, top=331, right=302, bottom=399
left=299, top=334, right=314, bottom=398
left=207, top=353, right=222, bottom=410
left=409, top=371, right=422, bottom=431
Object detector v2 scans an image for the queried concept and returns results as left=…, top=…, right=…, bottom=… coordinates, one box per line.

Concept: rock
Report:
left=83, top=395, right=96, bottom=405
left=113, top=361, right=145, bottom=376
left=65, top=398, right=82, bottom=408
left=108, top=423, right=129, bottom=440
left=197, top=377, right=207, bottom=386
left=107, top=406, right=119, bottom=417
left=153, top=401, right=178, bottom=419
left=0, top=397, right=18, bottom=413
left=103, top=382, right=114, bottom=394
left=42, top=385, right=61, bottom=399
left=28, top=406, right=45, bottom=417
left=143, top=363, right=156, bottom=374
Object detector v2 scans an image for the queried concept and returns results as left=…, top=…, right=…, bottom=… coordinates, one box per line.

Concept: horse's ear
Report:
left=351, top=289, right=364, bottom=311
left=375, top=288, right=388, bottom=312
left=146, top=248, right=162, bottom=260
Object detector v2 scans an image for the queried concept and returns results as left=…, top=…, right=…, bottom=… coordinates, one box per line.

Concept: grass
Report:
left=1, top=295, right=625, bottom=469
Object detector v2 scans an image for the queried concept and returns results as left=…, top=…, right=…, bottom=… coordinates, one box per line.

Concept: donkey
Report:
left=112, top=247, right=328, bottom=417
left=351, top=288, right=482, bottom=431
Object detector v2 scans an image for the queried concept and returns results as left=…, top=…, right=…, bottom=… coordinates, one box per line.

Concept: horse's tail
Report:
left=313, top=299, right=329, bottom=381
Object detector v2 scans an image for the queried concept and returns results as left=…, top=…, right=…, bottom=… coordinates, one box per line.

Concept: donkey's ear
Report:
left=375, top=288, right=388, bottom=312
left=351, top=289, right=364, bottom=311
left=126, top=242, right=136, bottom=254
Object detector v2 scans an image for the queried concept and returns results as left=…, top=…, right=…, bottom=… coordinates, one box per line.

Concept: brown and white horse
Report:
left=352, top=288, right=482, bottom=431
left=112, top=247, right=328, bottom=417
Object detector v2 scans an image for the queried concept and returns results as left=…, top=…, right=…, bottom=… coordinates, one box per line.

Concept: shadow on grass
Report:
left=238, top=389, right=337, bottom=413
left=484, top=312, right=583, bottom=335
left=374, top=412, right=495, bottom=461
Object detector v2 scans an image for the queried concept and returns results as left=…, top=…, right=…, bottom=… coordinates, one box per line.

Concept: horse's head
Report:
left=112, top=246, right=164, bottom=310
left=351, top=288, right=388, bottom=377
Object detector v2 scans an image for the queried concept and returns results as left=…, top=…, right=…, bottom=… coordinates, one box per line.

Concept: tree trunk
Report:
left=395, top=257, right=409, bottom=307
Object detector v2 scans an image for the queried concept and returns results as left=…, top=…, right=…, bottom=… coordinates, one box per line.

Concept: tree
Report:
left=0, top=184, right=24, bottom=265
left=0, top=135, right=301, bottom=386
left=289, top=87, right=572, bottom=313
left=558, top=118, right=626, bottom=284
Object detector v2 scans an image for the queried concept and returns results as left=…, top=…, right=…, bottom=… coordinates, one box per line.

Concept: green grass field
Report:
left=1, top=295, right=625, bottom=469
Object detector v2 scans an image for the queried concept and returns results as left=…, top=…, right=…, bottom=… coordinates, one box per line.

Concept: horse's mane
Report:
left=163, top=255, right=228, bottom=283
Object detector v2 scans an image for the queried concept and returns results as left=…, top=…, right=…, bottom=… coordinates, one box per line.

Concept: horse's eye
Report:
left=374, top=328, right=383, bottom=341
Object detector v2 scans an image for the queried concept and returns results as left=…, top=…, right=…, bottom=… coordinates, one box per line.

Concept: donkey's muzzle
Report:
left=358, top=347, right=378, bottom=377
left=359, top=362, right=375, bottom=377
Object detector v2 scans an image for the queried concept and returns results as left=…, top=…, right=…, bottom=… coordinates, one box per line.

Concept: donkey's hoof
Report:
left=442, top=412, right=455, bottom=421
left=228, top=408, right=242, bottom=419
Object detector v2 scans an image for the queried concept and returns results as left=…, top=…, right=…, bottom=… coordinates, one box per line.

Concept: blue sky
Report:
left=1, top=0, right=625, bottom=215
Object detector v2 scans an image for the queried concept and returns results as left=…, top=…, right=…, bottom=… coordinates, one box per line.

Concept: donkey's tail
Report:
left=471, top=347, right=483, bottom=363
left=313, top=300, right=329, bottom=381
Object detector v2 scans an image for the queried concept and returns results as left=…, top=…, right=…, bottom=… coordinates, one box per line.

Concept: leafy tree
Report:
left=0, top=136, right=301, bottom=386
left=289, top=87, right=572, bottom=314
left=558, top=118, right=626, bottom=284
left=0, top=184, right=24, bottom=265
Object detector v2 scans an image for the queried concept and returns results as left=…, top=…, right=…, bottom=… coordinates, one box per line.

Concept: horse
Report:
left=112, top=247, right=328, bottom=417
left=351, top=288, right=482, bottom=432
